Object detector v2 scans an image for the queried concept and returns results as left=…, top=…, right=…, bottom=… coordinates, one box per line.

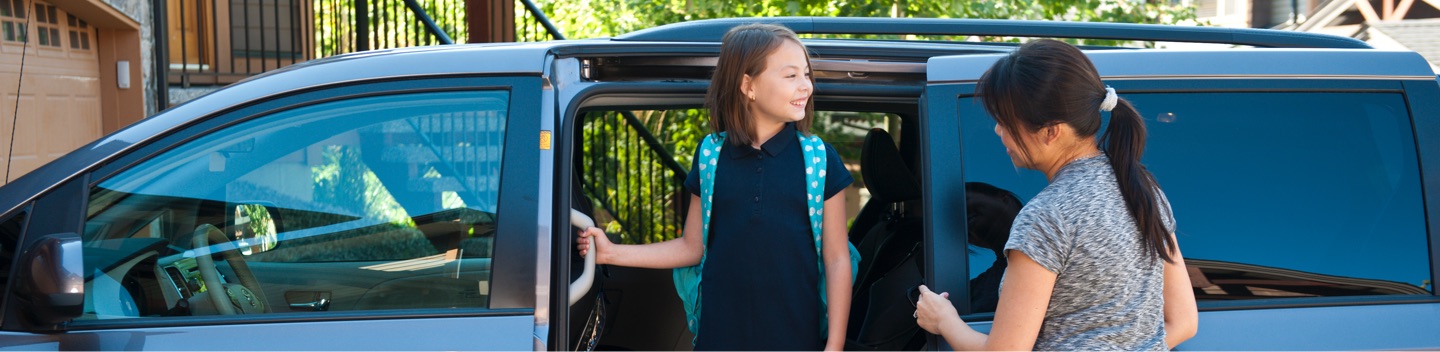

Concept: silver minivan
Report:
left=1, top=17, right=1437, bottom=350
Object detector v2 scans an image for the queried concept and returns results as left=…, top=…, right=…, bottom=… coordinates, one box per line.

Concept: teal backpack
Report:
left=672, top=131, right=862, bottom=342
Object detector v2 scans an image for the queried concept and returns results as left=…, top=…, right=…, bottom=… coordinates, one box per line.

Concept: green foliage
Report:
left=249, top=146, right=433, bottom=262
left=236, top=204, right=277, bottom=254
left=312, top=145, right=413, bottom=226
left=538, top=0, right=1202, bottom=45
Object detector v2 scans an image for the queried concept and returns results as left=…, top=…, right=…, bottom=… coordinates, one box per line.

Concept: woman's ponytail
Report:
left=1102, top=98, right=1177, bottom=263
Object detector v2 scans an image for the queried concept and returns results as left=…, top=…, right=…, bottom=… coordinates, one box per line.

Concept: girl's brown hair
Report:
left=976, top=39, right=1176, bottom=263
left=705, top=23, right=815, bottom=146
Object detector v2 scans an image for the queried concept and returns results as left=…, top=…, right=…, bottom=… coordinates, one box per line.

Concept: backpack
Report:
left=673, top=131, right=863, bottom=342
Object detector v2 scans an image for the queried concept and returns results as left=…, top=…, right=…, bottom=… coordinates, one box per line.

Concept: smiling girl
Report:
left=578, top=24, right=854, bottom=351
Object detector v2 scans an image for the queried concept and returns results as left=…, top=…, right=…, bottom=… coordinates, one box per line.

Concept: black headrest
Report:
left=860, top=129, right=920, bottom=203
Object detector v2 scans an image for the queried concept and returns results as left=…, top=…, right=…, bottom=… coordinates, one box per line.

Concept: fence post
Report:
left=464, top=0, right=513, bottom=43
left=402, top=0, right=452, bottom=44
left=152, top=0, right=170, bottom=109
left=355, top=0, right=369, bottom=51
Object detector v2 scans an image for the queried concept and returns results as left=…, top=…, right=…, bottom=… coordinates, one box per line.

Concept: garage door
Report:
left=0, top=0, right=102, bottom=184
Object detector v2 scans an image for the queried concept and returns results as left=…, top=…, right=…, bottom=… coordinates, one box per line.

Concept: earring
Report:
left=748, top=92, right=756, bottom=101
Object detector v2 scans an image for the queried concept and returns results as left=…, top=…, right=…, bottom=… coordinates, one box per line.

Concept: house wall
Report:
left=1197, top=0, right=1253, bottom=27
left=100, top=0, right=154, bottom=116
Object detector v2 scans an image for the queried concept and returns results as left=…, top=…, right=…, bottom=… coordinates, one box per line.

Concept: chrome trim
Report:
left=816, top=59, right=926, bottom=74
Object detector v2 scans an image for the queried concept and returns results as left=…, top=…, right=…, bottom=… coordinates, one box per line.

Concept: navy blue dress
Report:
left=683, top=123, right=853, bottom=351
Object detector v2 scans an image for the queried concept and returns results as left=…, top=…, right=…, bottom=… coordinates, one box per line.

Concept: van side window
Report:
left=959, top=91, right=1431, bottom=300
left=79, top=91, right=508, bottom=320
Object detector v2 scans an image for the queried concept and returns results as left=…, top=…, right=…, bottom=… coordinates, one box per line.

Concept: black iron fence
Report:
left=579, top=111, right=692, bottom=245
left=159, top=0, right=560, bottom=90
left=515, top=0, right=562, bottom=41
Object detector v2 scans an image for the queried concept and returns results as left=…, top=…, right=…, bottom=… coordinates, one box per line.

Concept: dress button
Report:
left=754, top=196, right=760, bottom=202
left=756, top=167, right=762, bottom=173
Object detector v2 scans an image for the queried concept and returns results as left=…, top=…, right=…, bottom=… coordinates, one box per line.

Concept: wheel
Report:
left=193, top=224, right=272, bottom=314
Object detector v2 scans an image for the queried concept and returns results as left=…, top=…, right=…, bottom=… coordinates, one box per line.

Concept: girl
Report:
left=914, top=39, right=1198, bottom=350
left=577, top=23, right=853, bottom=351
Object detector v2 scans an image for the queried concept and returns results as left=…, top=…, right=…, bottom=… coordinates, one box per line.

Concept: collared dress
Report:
left=683, top=123, right=853, bottom=351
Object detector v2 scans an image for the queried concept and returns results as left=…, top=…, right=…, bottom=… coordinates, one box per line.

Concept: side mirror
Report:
left=18, top=232, right=84, bottom=328
left=232, top=203, right=278, bottom=255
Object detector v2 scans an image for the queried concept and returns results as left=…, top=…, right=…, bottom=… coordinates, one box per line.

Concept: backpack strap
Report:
left=673, top=132, right=724, bottom=339
left=798, top=133, right=862, bottom=336
left=698, top=132, right=724, bottom=249
left=799, top=133, right=826, bottom=251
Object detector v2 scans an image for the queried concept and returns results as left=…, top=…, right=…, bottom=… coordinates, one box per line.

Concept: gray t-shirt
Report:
left=1003, top=154, right=1175, bottom=351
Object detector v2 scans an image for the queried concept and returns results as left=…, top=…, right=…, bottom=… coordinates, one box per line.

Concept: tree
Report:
left=539, top=0, right=1202, bottom=43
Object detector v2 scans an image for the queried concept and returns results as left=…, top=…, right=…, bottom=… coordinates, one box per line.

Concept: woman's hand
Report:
left=576, top=227, right=612, bottom=264
left=915, top=285, right=963, bottom=335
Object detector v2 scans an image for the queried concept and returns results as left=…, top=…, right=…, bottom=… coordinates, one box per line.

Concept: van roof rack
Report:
left=612, top=17, right=1372, bottom=49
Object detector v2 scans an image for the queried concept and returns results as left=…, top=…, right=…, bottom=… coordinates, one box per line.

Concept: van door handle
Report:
left=288, top=298, right=330, bottom=311
left=569, top=209, right=596, bottom=306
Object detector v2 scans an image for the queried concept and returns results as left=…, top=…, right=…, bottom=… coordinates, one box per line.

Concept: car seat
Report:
left=845, top=128, right=926, bottom=350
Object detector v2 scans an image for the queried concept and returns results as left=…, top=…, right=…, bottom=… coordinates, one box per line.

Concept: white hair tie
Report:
left=1099, top=86, right=1118, bottom=112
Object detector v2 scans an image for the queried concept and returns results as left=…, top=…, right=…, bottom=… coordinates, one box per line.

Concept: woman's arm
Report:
left=821, top=191, right=852, bottom=351
left=1162, top=233, right=1198, bottom=348
left=577, top=194, right=705, bottom=269
left=916, top=250, right=1054, bottom=351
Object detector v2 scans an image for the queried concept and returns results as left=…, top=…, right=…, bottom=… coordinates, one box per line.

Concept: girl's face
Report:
left=743, top=40, right=813, bottom=126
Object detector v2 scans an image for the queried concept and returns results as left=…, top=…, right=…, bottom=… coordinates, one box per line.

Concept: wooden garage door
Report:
left=0, top=0, right=102, bottom=184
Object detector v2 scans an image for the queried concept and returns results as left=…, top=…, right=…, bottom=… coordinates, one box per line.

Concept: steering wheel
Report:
left=193, top=224, right=272, bottom=314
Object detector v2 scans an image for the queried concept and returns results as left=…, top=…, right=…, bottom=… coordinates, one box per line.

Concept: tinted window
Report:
left=959, top=91, right=1430, bottom=299
left=80, top=91, right=508, bottom=320
left=0, top=209, right=26, bottom=296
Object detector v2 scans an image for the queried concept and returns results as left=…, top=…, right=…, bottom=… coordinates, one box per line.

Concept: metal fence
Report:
left=515, top=0, right=562, bottom=42
left=159, top=0, right=559, bottom=89
left=162, top=0, right=315, bottom=86
left=579, top=111, right=690, bottom=244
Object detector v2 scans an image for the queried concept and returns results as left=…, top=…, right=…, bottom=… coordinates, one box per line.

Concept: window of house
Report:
left=66, top=14, right=89, bottom=50
left=959, top=91, right=1431, bottom=300
left=1, top=0, right=25, bottom=42
left=79, top=90, right=509, bottom=320
left=32, top=2, right=59, bottom=47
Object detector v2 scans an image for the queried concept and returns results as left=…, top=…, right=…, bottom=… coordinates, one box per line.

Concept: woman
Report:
left=915, top=39, right=1198, bottom=350
left=578, top=23, right=853, bottom=351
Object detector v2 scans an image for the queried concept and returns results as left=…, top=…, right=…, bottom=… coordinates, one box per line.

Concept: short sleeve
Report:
left=821, top=141, right=853, bottom=200
left=1156, top=188, right=1177, bottom=234
left=1003, top=205, right=1069, bottom=274
left=683, top=147, right=702, bottom=197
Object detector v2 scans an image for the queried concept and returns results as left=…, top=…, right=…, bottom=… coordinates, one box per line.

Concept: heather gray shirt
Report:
left=1003, top=155, right=1175, bottom=351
